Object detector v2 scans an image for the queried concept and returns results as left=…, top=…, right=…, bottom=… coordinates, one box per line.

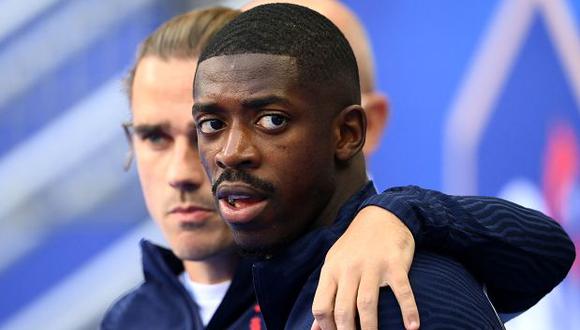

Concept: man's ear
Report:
left=361, top=92, right=389, bottom=157
left=334, top=104, right=367, bottom=161
left=122, top=121, right=135, bottom=171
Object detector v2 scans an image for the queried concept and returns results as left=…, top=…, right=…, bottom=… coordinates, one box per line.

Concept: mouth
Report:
left=216, top=184, right=269, bottom=225
left=168, top=205, right=215, bottom=225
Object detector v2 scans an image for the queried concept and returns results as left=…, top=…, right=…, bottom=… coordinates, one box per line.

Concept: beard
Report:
left=232, top=221, right=313, bottom=260
left=235, top=240, right=286, bottom=259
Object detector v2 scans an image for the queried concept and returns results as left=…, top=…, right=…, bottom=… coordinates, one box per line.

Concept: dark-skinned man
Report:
left=192, top=3, right=575, bottom=329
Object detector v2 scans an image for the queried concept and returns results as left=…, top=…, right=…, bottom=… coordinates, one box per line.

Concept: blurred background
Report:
left=0, top=0, right=577, bottom=329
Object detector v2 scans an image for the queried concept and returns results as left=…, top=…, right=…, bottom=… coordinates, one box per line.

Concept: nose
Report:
left=168, top=137, right=206, bottom=192
left=215, top=125, right=260, bottom=170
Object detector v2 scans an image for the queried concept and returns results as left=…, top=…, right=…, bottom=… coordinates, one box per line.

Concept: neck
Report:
left=183, top=251, right=239, bottom=284
left=312, top=155, right=369, bottom=230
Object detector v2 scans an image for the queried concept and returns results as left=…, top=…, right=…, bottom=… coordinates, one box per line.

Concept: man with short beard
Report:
left=193, top=3, right=575, bottom=329
left=103, top=8, right=426, bottom=328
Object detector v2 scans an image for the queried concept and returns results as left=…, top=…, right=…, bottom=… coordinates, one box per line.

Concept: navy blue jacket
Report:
left=101, top=240, right=264, bottom=330
left=364, top=185, right=575, bottom=313
left=251, top=183, right=575, bottom=329
left=102, top=184, right=575, bottom=329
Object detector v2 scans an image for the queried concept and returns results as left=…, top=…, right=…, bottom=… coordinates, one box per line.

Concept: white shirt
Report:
left=178, top=272, right=232, bottom=326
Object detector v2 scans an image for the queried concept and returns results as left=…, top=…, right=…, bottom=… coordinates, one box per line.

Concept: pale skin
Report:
left=131, top=56, right=417, bottom=329
left=314, top=206, right=418, bottom=330
left=131, top=57, right=237, bottom=284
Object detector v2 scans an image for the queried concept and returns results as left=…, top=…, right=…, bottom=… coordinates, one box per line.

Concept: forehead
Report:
left=194, top=54, right=299, bottom=101
left=132, top=56, right=197, bottom=122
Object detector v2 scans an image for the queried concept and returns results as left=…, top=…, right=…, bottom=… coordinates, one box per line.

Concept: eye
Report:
left=256, top=114, right=288, bottom=131
left=140, top=130, right=171, bottom=149
left=198, top=119, right=226, bottom=134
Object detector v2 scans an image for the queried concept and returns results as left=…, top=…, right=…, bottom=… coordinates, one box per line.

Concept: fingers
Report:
left=312, top=265, right=338, bottom=330
left=390, top=272, right=420, bottom=330
left=356, top=271, right=380, bottom=330
left=311, top=320, right=322, bottom=330
left=316, top=206, right=420, bottom=330
left=332, top=270, right=360, bottom=330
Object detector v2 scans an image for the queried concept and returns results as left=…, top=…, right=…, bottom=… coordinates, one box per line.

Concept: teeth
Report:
left=226, top=195, right=251, bottom=208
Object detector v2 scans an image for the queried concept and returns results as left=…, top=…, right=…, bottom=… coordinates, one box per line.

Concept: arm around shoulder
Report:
left=359, top=185, right=576, bottom=313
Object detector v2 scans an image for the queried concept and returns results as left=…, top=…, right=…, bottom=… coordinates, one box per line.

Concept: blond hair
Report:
left=125, top=7, right=240, bottom=100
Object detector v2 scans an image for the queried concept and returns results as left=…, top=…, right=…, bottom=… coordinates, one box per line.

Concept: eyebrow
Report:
left=192, top=102, right=220, bottom=116
left=132, top=123, right=169, bottom=135
left=134, top=121, right=196, bottom=132
left=192, top=96, right=291, bottom=116
left=241, top=95, right=290, bottom=109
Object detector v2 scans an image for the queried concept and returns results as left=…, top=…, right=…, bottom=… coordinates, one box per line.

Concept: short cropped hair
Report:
left=125, top=7, right=240, bottom=100
left=198, top=3, right=361, bottom=105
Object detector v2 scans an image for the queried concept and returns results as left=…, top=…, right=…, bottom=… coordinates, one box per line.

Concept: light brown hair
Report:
left=125, top=7, right=240, bottom=100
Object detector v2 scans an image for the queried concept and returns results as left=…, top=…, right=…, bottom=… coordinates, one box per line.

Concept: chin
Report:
left=233, top=232, right=290, bottom=258
left=173, top=240, right=233, bottom=261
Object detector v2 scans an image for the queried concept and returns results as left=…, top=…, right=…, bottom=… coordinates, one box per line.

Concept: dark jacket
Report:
left=252, top=183, right=575, bottom=329
left=102, top=184, right=575, bottom=329
left=101, top=240, right=263, bottom=330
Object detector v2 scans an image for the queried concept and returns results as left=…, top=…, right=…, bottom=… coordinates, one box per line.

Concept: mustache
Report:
left=167, top=192, right=216, bottom=213
left=212, top=169, right=276, bottom=195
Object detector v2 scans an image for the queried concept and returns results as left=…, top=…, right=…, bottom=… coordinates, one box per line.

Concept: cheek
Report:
left=270, top=133, right=334, bottom=185
left=289, top=125, right=333, bottom=162
left=134, top=149, right=168, bottom=216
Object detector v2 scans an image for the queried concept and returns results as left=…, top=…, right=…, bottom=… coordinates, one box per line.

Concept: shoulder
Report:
left=378, top=252, right=503, bottom=329
left=101, top=283, right=157, bottom=329
left=101, top=282, right=191, bottom=330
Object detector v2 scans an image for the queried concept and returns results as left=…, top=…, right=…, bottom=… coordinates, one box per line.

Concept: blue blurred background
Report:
left=0, top=0, right=578, bottom=329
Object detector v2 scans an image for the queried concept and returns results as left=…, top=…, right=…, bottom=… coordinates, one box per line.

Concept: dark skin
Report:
left=192, top=53, right=368, bottom=254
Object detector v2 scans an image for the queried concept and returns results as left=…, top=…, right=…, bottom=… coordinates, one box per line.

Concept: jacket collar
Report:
left=139, top=240, right=256, bottom=330
left=252, top=182, right=376, bottom=329
left=140, top=240, right=184, bottom=283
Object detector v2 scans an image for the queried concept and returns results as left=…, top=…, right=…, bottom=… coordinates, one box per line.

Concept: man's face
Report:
left=193, top=54, right=338, bottom=253
left=131, top=56, right=234, bottom=260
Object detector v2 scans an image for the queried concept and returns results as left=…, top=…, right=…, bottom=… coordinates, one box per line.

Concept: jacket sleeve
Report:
left=359, top=185, right=576, bottom=313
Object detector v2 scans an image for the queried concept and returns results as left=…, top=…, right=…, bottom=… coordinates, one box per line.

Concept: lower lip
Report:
left=169, top=210, right=214, bottom=224
left=218, top=198, right=268, bottom=225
